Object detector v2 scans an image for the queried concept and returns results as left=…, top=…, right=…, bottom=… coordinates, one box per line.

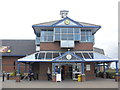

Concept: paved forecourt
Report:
left=2, top=78, right=118, bottom=88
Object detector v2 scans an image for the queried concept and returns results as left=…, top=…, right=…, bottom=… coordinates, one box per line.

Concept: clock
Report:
left=66, top=54, right=72, bottom=60
left=64, top=19, right=70, bottom=25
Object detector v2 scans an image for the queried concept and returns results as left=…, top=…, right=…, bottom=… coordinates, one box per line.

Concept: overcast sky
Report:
left=0, top=0, right=119, bottom=60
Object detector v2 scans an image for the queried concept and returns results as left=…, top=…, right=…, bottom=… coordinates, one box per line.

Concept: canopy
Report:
left=17, top=51, right=118, bottom=63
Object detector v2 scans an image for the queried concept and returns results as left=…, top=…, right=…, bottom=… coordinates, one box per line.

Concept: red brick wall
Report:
left=85, top=63, right=96, bottom=80
left=40, top=42, right=93, bottom=51
left=2, top=56, right=25, bottom=73
left=32, top=63, right=40, bottom=73
left=39, top=62, right=52, bottom=80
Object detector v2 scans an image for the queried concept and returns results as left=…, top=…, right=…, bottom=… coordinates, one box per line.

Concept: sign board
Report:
left=0, top=46, right=11, bottom=53
left=61, top=40, right=74, bottom=48
left=56, top=74, right=61, bottom=82
left=86, top=64, right=91, bottom=71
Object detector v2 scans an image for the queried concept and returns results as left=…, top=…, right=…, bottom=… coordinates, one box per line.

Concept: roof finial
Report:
left=60, top=10, right=69, bottom=18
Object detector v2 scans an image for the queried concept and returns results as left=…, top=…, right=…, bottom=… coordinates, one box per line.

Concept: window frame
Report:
left=54, top=28, right=81, bottom=41
left=40, top=29, right=54, bottom=42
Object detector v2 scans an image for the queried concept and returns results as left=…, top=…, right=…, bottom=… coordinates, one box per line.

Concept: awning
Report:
left=17, top=51, right=118, bottom=62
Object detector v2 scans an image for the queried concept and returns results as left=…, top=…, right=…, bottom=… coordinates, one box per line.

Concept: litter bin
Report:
left=78, top=75, right=81, bottom=82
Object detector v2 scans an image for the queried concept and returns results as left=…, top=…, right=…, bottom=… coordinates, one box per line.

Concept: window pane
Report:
left=36, top=33, right=40, bottom=37
left=87, top=30, right=91, bottom=36
left=83, top=53, right=91, bottom=59
left=55, top=33, right=60, bottom=40
left=89, top=53, right=93, bottom=59
left=44, top=36, right=47, bottom=41
left=55, top=28, right=60, bottom=33
left=74, top=28, right=80, bottom=33
left=36, top=37, right=40, bottom=44
left=48, top=36, right=53, bottom=41
left=68, top=34, right=73, bottom=40
left=68, top=28, right=73, bottom=33
left=61, top=28, right=67, bottom=33
left=46, top=53, right=52, bottom=59
left=38, top=53, right=45, bottom=59
left=81, top=36, right=86, bottom=41
left=86, top=30, right=91, bottom=36
left=41, top=31, right=45, bottom=37
left=61, top=34, right=67, bottom=40
left=81, top=30, right=85, bottom=35
left=75, top=53, right=83, bottom=58
left=40, top=37, right=45, bottom=42
left=74, top=34, right=80, bottom=40
left=47, top=31, right=53, bottom=36
left=53, top=53, right=59, bottom=58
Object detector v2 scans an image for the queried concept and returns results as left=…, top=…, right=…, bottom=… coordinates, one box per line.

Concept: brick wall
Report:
left=85, top=63, right=96, bottom=80
left=2, top=56, right=25, bottom=73
left=40, top=42, right=93, bottom=51
left=39, top=62, right=52, bottom=80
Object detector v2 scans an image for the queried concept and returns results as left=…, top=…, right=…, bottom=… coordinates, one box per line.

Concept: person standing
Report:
left=47, top=67, right=51, bottom=81
left=2, top=71, right=5, bottom=82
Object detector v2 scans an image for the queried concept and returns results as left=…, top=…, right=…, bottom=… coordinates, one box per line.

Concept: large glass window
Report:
left=35, top=33, right=40, bottom=44
left=40, top=30, right=53, bottom=42
left=81, top=30, right=93, bottom=42
left=54, top=28, right=81, bottom=41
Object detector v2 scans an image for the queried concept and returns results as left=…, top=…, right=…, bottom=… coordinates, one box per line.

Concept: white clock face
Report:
left=66, top=54, right=72, bottom=60
left=64, top=19, right=70, bottom=25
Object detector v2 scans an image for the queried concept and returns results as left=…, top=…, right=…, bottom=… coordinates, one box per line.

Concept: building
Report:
left=2, top=40, right=35, bottom=73
left=1, top=40, right=104, bottom=74
left=2, top=11, right=119, bottom=82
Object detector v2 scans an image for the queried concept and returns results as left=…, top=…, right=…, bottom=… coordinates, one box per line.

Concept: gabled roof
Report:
left=32, top=17, right=101, bottom=28
left=52, top=17, right=83, bottom=27
left=52, top=51, right=85, bottom=62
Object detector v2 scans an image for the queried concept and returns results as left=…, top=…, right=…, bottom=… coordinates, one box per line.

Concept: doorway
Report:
left=61, top=64, right=72, bottom=80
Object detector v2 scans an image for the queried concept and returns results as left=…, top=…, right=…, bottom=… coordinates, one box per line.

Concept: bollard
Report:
left=7, top=74, right=9, bottom=80
left=52, top=74, right=56, bottom=82
left=78, top=75, right=81, bottom=82
left=16, top=74, right=21, bottom=82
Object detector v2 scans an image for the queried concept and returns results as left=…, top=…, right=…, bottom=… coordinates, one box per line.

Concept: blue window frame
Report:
left=81, top=30, right=93, bottom=42
left=40, top=30, right=53, bottom=42
left=35, top=33, right=40, bottom=44
left=54, top=28, right=81, bottom=41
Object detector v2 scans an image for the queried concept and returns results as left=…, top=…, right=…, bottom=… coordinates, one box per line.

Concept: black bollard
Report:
left=7, top=74, right=9, bottom=80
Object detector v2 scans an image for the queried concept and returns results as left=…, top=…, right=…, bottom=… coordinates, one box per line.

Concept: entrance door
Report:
left=61, top=65, right=72, bottom=80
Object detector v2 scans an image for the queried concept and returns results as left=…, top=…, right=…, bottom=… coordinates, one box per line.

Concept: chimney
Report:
left=60, top=10, right=69, bottom=18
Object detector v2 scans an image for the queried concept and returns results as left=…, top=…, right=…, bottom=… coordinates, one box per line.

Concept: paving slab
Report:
left=2, top=78, right=118, bottom=88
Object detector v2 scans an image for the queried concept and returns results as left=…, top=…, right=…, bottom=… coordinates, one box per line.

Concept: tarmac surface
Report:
left=1, top=78, right=118, bottom=88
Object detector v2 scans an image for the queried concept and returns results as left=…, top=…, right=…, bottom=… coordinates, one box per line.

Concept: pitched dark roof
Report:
left=2, top=40, right=36, bottom=56
left=33, top=17, right=100, bottom=27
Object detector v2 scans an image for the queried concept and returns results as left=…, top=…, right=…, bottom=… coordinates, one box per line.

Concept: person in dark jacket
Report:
left=29, top=70, right=36, bottom=81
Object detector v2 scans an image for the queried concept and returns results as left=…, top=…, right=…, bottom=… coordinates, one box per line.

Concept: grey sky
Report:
left=0, top=0, right=118, bottom=60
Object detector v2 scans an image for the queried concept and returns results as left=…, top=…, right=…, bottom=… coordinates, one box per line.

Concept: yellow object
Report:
left=7, top=49, right=11, bottom=52
left=10, top=72, right=15, bottom=76
left=78, top=75, right=82, bottom=82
